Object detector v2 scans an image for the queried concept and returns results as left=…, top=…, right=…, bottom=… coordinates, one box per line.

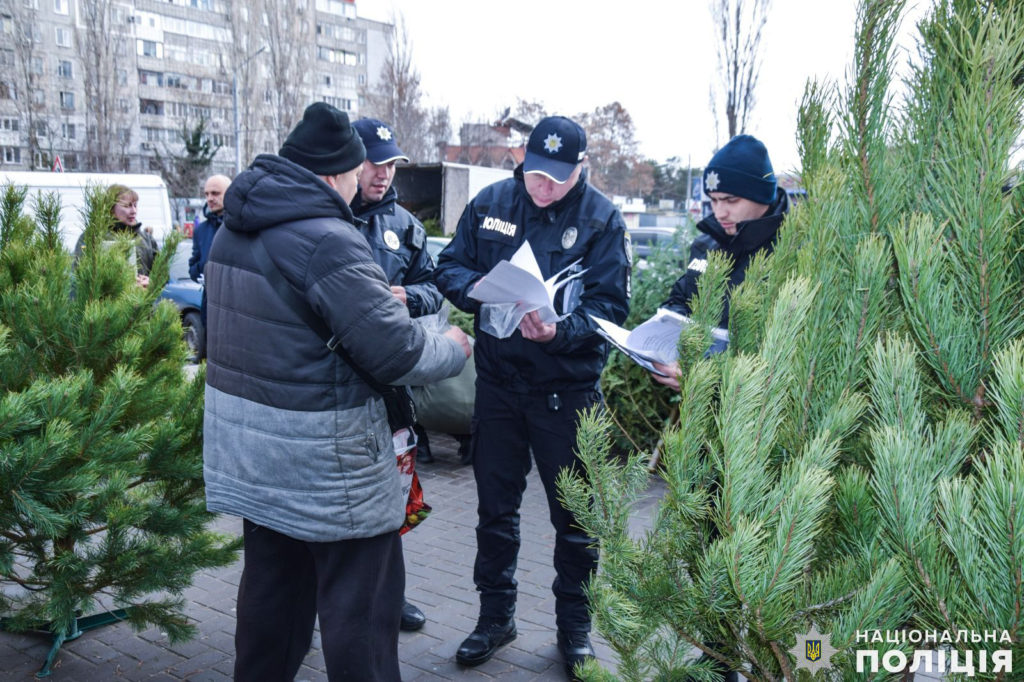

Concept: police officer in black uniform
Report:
left=651, top=134, right=789, bottom=391
left=351, top=117, right=443, bottom=634
left=435, top=115, right=631, bottom=679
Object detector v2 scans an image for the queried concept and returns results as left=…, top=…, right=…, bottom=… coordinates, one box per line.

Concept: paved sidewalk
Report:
left=1, top=433, right=665, bottom=681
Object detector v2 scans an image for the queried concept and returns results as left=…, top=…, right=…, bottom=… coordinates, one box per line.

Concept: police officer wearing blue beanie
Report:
left=651, top=134, right=790, bottom=389
left=650, top=134, right=790, bottom=680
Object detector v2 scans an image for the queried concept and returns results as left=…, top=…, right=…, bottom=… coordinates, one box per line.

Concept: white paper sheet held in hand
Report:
left=590, top=308, right=729, bottom=375
left=469, top=240, right=586, bottom=323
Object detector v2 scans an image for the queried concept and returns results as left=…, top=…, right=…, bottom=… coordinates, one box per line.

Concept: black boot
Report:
left=455, top=617, right=516, bottom=666
left=414, top=423, right=433, bottom=463
left=456, top=433, right=472, bottom=465
left=558, top=630, right=596, bottom=681
left=400, top=600, right=426, bottom=631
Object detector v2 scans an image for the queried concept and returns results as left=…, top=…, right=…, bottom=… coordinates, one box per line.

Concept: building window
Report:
left=57, top=59, right=73, bottom=78
left=55, top=26, right=70, bottom=47
left=137, top=40, right=160, bottom=58
left=2, top=146, right=21, bottom=164
left=1, top=117, right=19, bottom=131
left=34, top=120, right=47, bottom=137
left=322, top=96, right=352, bottom=111
left=61, top=122, right=75, bottom=139
left=0, top=81, right=15, bottom=100
left=138, top=70, right=163, bottom=86
left=59, top=90, right=73, bottom=109
left=54, top=0, right=69, bottom=15
left=139, top=99, right=164, bottom=115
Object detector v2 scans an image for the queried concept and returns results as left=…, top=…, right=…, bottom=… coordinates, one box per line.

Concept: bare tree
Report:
left=226, top=3, right=265, bottom=170
left=709, top=0, right=772, bottom=142
left=0, top=0, right=56, bottom=169
left=253, top=0, right=312, bottom=152
left=76, top=0, right=133, bottom=171
left=576, top=101, right=652, bottom=197
left=361, top=12, right=448, bottom=162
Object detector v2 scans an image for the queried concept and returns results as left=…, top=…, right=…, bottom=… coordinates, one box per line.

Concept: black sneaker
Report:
left=455, top=617, right=516, bottom=666
left=557, top=630, right=595, bottom=680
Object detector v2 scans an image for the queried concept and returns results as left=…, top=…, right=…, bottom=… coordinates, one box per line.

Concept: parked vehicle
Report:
left=393, top=163, right=513, bottom=235
left=426, top=236, right=450, bottom=265
left=628, top=226, right=689, bottom=273
left=0, top=172, right=174, bottom=253
left=159, top=240, right=205, bottom=362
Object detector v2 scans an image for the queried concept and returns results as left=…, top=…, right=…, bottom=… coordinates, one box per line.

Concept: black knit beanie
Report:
left=703, top=134, right=777, bottom=205
left=279, top=102, right=366, bottom=176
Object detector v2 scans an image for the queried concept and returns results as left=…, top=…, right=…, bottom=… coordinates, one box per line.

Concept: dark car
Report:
left=159, top=240, right=205, bottom=362
left=628, top=226, right=689, bottom=273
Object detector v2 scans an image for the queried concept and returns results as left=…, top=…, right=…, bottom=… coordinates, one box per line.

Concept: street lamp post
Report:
left=233, top=45, right=267, bottom=176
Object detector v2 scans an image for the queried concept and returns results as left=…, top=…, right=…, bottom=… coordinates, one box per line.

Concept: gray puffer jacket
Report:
left=203, top=154, right=466, bottom=542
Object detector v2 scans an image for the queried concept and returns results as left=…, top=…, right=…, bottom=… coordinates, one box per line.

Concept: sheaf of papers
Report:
left=469, top=239, right=586, bottom=323
left=591, top=308, right=729, bottom=374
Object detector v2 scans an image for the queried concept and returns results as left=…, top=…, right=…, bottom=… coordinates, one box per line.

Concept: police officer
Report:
left=351, top=117, right=443, bottom=634
left=651, top=134, right=790, bottom=390
left=435, top=115, right=631, bottom=679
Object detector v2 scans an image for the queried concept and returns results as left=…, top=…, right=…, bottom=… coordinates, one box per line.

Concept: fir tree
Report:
left=0, top=184, right=239, bottom=671
left=560, top=0, right=1024, bottom=679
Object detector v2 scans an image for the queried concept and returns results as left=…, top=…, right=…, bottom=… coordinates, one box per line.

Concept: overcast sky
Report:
left=354, top=1, right=928, bottom=174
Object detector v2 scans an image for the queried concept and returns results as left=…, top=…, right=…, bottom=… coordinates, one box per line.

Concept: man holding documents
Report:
left=651, top=134, right=790, bottom=390
left=435, top=115, right=631, bottom=678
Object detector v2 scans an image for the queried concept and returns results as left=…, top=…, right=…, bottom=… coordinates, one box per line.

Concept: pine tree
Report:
left=0, top=184, right=240, bottom=673
left=560, top=0, right=1024, bottom=679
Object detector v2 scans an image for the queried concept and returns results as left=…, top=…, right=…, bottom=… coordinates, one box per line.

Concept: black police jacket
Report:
left=663, top=187, right=789, bottom=328
left=351, top=185, right=443, bottom=318
left=435, top=166, right=631, bottom=393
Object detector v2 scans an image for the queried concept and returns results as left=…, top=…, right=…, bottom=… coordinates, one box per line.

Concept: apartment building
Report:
left=0, top=0, right=389, bottom=180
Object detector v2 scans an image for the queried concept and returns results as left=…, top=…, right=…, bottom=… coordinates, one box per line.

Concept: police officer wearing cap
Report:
left=435, top=115, right=631, bottom=678
left=350, top=118, right=441, bottom=634
left=351, top=118, right=443, bottom=319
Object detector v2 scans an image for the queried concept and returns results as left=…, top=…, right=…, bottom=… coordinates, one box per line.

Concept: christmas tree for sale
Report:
left=560, top=0, right=1023, bottom=679
left=0, top=184, right=239, bottom=673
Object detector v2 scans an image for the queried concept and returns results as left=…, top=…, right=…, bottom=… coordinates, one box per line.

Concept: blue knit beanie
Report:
left=703, top=134, right=776, bottom=205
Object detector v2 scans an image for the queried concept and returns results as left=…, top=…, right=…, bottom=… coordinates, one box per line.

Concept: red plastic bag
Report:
left=394, top=428, right=431, bottom=535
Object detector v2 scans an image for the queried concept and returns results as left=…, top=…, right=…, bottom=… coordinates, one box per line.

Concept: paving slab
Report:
left=1, top=432, right=665, bottom=680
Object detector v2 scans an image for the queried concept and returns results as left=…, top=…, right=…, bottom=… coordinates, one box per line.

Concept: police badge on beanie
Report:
left=279, top=102, right=366, bottom=175
left=703, top=134, right=777, bottom=205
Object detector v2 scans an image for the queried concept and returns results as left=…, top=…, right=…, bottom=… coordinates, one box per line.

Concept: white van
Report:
left=0, top=172, right=174, bottom=253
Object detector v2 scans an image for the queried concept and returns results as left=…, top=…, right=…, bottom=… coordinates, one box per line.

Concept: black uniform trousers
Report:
left=471, top=379, right=601, bottom=633
left=233, top=520, right=404, bottom=682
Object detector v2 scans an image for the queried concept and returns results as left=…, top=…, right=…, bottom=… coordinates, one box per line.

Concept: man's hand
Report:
left=650, top=361, right=682, bottom=391
left=444, top=326, right=472, bottom=358
left=390, top=285, right=407, bottom=305
left=519, top=310, right=556, bottom=343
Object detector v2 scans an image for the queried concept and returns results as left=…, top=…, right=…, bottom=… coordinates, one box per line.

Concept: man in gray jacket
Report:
left=203, top=102, right=470, bottom=682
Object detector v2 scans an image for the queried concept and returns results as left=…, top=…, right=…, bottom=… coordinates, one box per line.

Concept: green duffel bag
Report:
left=413, top=348, right=476, bottom=435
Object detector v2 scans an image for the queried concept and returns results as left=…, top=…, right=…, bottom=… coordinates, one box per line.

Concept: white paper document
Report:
left=591, top=308, right=729, bottom=374
left=469, top=240, right=587, bottom=323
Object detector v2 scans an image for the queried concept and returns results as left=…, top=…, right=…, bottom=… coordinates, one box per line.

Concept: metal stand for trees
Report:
left=1, top=609, right=128, bottom=678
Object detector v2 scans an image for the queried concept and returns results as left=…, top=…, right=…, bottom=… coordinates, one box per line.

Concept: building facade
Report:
left=0, top=0, right=389, bottom=184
